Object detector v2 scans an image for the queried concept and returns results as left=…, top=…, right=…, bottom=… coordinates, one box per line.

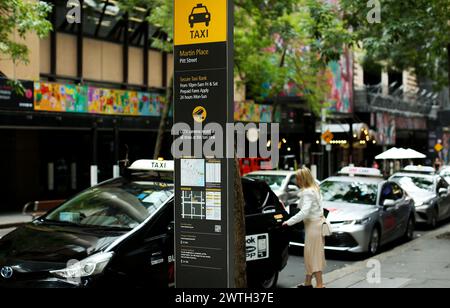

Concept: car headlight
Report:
left=50, top=252, right=114, bottom=279
left=342, top=217, right=372, bottom=225
left=415, top=200, right=432, bottom=208
left=355, top=217, right=372, bottom=225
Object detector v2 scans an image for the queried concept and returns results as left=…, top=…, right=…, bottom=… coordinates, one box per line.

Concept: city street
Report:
left=2, top=0, right=450, bottom=291
left=278, top=227, right=435, bottom=288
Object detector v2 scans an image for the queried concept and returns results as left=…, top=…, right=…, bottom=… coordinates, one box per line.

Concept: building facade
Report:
left=0, top=0, right=174, bottom=211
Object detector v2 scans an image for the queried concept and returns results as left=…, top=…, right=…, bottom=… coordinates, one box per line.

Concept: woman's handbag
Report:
left=322, top=218, right=333, bottom=237
left=322, top=209, right=333, bottom=237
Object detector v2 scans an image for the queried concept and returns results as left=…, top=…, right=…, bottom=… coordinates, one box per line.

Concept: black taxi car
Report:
left=0, top=160, right=289, bottom=288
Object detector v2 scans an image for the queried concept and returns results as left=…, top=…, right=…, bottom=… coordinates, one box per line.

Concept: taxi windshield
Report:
left=192, top=7, right=207, bottom=14
left=321, top=180, right=378, bottom=205
left=391, top=175, right=434, bottom=191
left=44, top=178, right=174, bottom=230
left=245, top=175, right=287, bottom=191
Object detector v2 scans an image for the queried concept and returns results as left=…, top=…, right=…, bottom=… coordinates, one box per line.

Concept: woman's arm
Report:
left=284, top=191, right=315, bottom=226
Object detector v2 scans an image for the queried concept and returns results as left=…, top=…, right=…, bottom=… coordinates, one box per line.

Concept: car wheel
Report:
left=206, top=22, right=210, bottom=27
left=257, top=271, right=279, bottom=289
left=430, top=209, right=438, bottom=229
left=190, top=23, right=194, bottom=28
left=368, top=228, right=380, bottom=256
left=404, top=217, right=415, bottom=241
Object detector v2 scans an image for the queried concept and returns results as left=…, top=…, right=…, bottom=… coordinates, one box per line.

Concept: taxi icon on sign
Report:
left=193, top=106, right=207, bottom=123
left=189, top=4, right=211, bottom=28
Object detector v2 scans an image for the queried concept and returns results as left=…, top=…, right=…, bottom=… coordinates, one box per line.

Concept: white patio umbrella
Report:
left=375, top=148, right=406, bottom=160
left=375, top=148, right=426, bottom=160
left=404, top=148, right=426, bottom=159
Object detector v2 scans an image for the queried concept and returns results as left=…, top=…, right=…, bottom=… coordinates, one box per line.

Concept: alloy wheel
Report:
left=369, top=229, right=380, bottom=255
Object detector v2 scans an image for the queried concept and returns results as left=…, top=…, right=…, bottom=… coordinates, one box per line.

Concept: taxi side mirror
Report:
left=439, top=188, right=448, bottom=197
left=287, top=185, right=300, bottom=192
left=383, top=199, right=396, bottom=209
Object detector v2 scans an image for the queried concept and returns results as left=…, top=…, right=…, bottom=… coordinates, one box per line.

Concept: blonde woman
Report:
left=283, top=167, right=326, bottom=288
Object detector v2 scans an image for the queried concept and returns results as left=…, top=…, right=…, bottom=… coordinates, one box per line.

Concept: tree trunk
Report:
left=153, top=77, right=173, bottom=159
left=233, top=156, right=247, bottom=288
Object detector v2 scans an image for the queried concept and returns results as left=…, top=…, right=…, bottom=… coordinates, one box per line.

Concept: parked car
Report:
left=390, top=169, right=450, bottom=228
left=245, top=170, right=301, bottom=211
left=0, top=160, right=289, bottom=288
left=290, top=167, right=416, bottom=255
left=440, top=166, right=450, bottom=185
left=245, top=170, right=320, bottom=213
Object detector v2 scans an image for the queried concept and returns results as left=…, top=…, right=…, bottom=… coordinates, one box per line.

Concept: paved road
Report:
left=278, top=227, right=432, bottom=288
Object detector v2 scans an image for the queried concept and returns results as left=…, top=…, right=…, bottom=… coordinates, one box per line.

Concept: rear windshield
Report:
left=245, top=174, right=287, bottom=192
left=243, top=180, right=282, bottom=215
left=44, top=177, right=174, bottom=230
left=391, top=175, right=434, bottom=191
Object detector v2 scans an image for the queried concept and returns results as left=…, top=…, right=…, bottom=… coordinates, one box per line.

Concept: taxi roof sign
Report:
left=129, top=160, right=174, bottom=172
left=339, top=167, right=382, bottom=177
left=403, top=165, right=435, bottom=174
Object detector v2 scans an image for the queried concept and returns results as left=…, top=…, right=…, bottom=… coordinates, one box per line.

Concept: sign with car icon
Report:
left=189, top=4, right=211, bottom=28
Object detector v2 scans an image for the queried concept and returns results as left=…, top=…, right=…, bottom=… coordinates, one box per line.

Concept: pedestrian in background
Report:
left=283, top=167, right=326, bottom=288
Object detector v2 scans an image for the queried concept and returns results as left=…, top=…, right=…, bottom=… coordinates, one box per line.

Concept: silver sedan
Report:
left=390, top=172, right=450, bottom=228
left=289, top=168, right=416, bottom=255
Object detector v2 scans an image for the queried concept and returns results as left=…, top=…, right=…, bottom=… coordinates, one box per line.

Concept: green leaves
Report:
left=340, top=0, right=450, bottom=89
left=0, top=0, right=52, bottom=64
left=119, top=0, right=353, bottom=115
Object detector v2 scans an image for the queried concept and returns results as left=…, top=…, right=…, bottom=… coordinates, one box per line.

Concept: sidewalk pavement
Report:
left=323, top=223, right=450, bottom=288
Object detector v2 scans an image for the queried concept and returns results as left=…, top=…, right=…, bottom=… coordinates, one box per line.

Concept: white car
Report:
left=440, top=166, right=450, bottom=185
left=290, top=167, right=416, bottom=255
left=390, top=170, right=450, bottom=228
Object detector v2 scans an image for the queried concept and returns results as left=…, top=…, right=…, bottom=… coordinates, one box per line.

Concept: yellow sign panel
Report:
left=174, top=0, right=227, bottom=46
left=435, top=143, right=444, bottom=152
left=322, top=130, right=334, bottom=144
left=193, top=106, right=207, bottom=123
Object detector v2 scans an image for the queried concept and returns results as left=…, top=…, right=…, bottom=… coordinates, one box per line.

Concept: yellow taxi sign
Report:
left=174, top=0, right=227, bottom=46
left=322, top=130, right=334, bottom=144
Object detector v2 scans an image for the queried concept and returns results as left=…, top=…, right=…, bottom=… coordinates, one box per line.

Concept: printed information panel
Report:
left=174, top=0, right=234, bottom=288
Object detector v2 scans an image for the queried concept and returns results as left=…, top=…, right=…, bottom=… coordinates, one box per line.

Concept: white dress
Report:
left=286, top=188, right=326, bottom=275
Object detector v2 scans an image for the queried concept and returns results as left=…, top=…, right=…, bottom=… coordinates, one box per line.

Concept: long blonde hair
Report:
left=296, top=167, right=320, bottom=193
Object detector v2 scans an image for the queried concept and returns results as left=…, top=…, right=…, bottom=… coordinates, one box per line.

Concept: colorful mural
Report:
left=234, top=101, right=274, bottom=123
left=396, top=117, right=427, bottom=130
left=34, top=82, right=163, bottom=117
left=34, top=83, right=88, bottom=113
left=376, top=112, right=396, bottom=146
left=327, top=49, right=353, bottom=114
